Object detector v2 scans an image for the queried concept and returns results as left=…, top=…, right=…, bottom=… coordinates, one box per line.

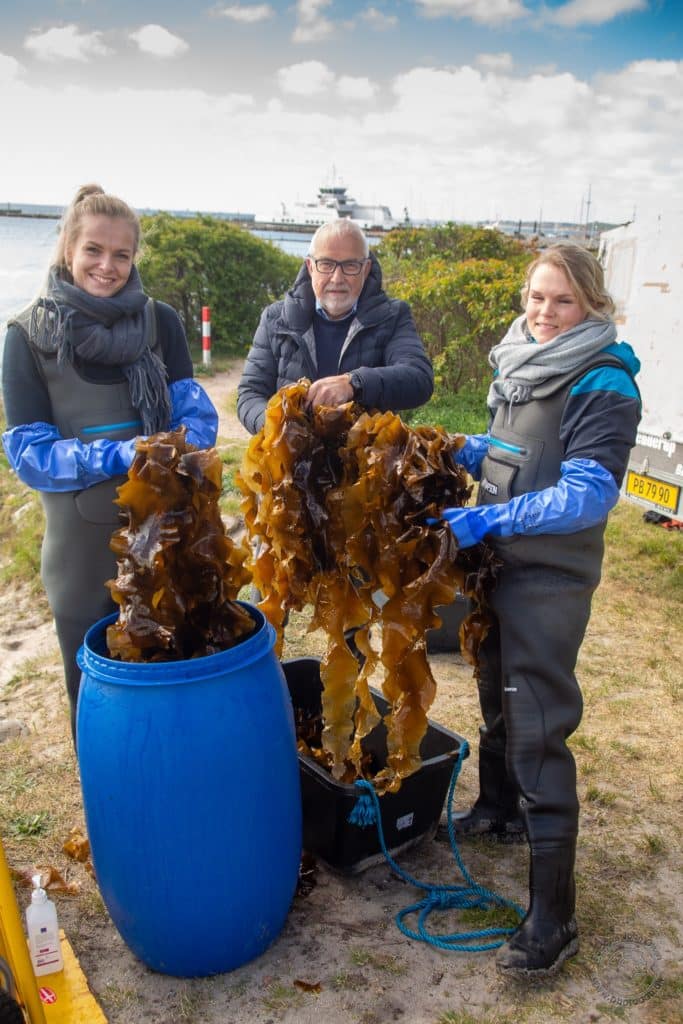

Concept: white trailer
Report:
left=599, top=215, right=683, bottom=520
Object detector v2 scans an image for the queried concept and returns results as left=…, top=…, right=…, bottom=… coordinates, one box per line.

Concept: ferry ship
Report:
left=258, top=183, right=402, bottom=232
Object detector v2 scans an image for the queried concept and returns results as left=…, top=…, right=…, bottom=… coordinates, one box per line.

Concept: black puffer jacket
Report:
left=237, top=253, right=433, bottom=434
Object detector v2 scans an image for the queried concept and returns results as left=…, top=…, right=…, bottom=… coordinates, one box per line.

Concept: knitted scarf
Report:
left=487, top=313, right=617, bottom=412
left=30, top=266, right=171, bottom=435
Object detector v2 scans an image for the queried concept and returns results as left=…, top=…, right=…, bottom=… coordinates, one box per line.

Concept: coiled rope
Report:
left=347, top=740, right=525, bottom=952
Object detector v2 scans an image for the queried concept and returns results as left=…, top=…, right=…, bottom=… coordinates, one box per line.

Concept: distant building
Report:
left=477, top=218, right=620, bottom=248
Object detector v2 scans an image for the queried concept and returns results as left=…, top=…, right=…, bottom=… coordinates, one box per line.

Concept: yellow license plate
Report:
left=626, top=470, right=680, bottom=513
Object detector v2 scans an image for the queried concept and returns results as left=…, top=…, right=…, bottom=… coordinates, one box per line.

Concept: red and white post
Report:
left=201, top=306, right=212, bottom=368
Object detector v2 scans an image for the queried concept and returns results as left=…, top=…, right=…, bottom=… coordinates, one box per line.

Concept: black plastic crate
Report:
left=426, top=593, right=470, bottom=654
left=282, top=657, right=468, bottom=874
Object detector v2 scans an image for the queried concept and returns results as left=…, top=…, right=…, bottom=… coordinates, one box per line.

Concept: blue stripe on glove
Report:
left=2, top=422, right=137, bottom=493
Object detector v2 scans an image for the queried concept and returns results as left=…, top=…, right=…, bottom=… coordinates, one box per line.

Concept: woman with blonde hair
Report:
left=2, top=184, right=218, bottom=743
left=432, top=242, right=641, bottom=975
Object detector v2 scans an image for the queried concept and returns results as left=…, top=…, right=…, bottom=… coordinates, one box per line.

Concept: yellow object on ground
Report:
left=37, top=931, right=107, bottom=1024
left=0, top=838, right=107, bottom=1024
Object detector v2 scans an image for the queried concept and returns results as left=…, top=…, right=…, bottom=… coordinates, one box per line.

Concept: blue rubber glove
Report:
left=432, top=458, right=620, bottom=548
left=169, top=379, right=218, bottom=449
left=451, top=434, right=489, bottom=480
left=2, top=422, right=138, bottom=493
left=433, top=506, right=492, bottom=548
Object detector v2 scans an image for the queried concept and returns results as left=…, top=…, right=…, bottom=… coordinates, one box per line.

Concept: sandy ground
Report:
left=1, top=367, right=679, bottom=1024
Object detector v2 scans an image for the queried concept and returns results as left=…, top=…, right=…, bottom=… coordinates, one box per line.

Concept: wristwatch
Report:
left=348, top=371, right=363, bottom=402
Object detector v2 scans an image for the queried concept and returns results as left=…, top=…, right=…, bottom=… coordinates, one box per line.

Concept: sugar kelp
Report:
left=106, top=427, right=254, bottom=661
left=237, top=381, right=496, bottom=793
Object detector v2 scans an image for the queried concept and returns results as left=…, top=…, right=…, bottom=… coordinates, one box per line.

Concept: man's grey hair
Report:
left=308, top=219, right=370, bottom=259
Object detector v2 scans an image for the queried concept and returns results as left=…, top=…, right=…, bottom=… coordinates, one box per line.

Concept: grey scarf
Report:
left=30, top=266, right=171, bottom=435
left=487, top=313, right=617, bottom=412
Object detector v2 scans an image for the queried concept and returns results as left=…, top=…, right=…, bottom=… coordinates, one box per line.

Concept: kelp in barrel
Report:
left=237, top=380, right=496, bottom=794
left=106, top=427, right=254, bottom=661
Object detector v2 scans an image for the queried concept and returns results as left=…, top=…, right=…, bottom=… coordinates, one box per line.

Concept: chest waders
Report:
left=16, top=302, right=159, bottom=742
left=462, top=353, right=629, bottom=975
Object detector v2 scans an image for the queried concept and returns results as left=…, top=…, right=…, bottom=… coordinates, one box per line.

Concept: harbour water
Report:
left=0, top=216, right=58, bottom=335
left=0, top=218, right=314, bottom=352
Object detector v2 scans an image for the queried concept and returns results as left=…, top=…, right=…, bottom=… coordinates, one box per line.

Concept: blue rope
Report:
left=347, top=740, right=525, bottom=952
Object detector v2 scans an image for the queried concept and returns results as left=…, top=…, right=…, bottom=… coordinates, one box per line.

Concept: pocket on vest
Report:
left=74, top=479, right=123, bottom=525
left=479, top=458, right=518, bottom=504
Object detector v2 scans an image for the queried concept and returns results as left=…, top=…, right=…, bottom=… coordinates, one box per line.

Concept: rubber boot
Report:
left=444, top=743, right=525, bottom=843
left=496, top=840, right=579, bottom=976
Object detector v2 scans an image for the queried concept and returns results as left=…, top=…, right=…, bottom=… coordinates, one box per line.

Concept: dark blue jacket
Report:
left=237, top=253, right=433, bottom=434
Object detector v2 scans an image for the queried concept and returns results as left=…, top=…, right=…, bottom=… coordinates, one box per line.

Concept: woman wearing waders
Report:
left=432, top=243, right=641, bottom=976
left=1, top=184, right=218, bottom=745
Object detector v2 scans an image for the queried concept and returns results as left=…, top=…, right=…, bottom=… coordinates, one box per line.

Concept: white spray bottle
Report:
left=25, top=874, right=64, bottom=976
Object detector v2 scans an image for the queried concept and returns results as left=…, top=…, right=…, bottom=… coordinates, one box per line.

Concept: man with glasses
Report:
left=237, top=219, right=433, bottom=434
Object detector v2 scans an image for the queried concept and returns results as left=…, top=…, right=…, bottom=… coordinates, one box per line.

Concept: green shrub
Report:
left=138, top=214, right=300, bottom=357
left=378, top=224, right=531, bottom=396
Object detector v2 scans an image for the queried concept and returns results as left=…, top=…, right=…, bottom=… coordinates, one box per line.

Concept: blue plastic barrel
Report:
left=76, top=604, right=302, bottom=977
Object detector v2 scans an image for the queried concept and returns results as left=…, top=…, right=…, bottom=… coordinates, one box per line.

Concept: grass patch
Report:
left=405, top=381, right=489, bottom=434
left=176, top=983, right=204, bottom=1020
left=349, top=947, right=373, bottom=967
left=348, top=946, right=407, bottom=974
left=219, top=441, right=249, bottom=518
left=437, top=1013, right=482, bottom=1024
left=192, top=355, right=238, bottom=377
left=80, top=888, right=109, bottom=920
left=603, top=502, right=682, bottom=602
left=262, top=981, right=304, bottom=1012
left=641, top=832, right=666, bottom=856
left=100, top=983, right=139, bottom=1014
left=7, top=811, right=52, bottom=837
left=0, top=456, right=45, bottom=590
left=585, top=785, right=618, bottom=806
left=456, top=905, right=521, bottom=929
left=332, top=969, right=366, bottom=991
left=2, top=764, right=37, bottom=800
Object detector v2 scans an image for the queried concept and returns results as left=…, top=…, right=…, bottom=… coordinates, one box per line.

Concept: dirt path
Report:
left=198, top=361, right=250, bottom=446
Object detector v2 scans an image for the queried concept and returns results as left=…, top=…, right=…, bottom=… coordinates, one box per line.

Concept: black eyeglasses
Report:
left=310, top=258, right=369, bottom=276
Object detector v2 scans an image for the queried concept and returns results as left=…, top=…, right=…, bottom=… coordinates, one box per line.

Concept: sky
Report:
left=1, top=1, right=681, bottom=225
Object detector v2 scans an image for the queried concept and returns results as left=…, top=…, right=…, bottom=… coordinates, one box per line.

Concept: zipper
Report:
left=488, top=437, right=527, bottom=456
left=282, top=329, right=317, bottom=378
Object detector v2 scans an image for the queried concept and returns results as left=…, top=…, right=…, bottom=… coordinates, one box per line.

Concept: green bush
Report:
left=138, top=214, right=300, bottom=357
left=377, top=224, right=531, bottom=395
left=377, top=222, right=526, bottom=265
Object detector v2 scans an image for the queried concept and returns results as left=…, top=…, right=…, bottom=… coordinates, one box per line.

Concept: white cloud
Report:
left=277, top=60, right=334, bottom=95
left=277, top=62, right=378, bottom=100
left=360, top=60, right=682, bottom=220
left=217, top=4, right=275, bottom=23
left=130, top=25, right=189, bottom=59
left=361, top=6, right=399, bottom=29
left=414, top=0, right=529, bottom=24
left=2, top=56, right=680, bottom=226
left=476, top=52, right=514, bottom=72
left=292, top=0, right=335, bottom=43
left=548, top=0, right=648, bottom=28
left=336, top=75, right=378, bottom=100
left=0, top=53, right=23, bottom=81
left=23, top=25, right=112, bottom=62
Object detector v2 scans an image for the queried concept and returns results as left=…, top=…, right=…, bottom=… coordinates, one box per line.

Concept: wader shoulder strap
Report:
left=145, top=298, right=158, bottom=353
